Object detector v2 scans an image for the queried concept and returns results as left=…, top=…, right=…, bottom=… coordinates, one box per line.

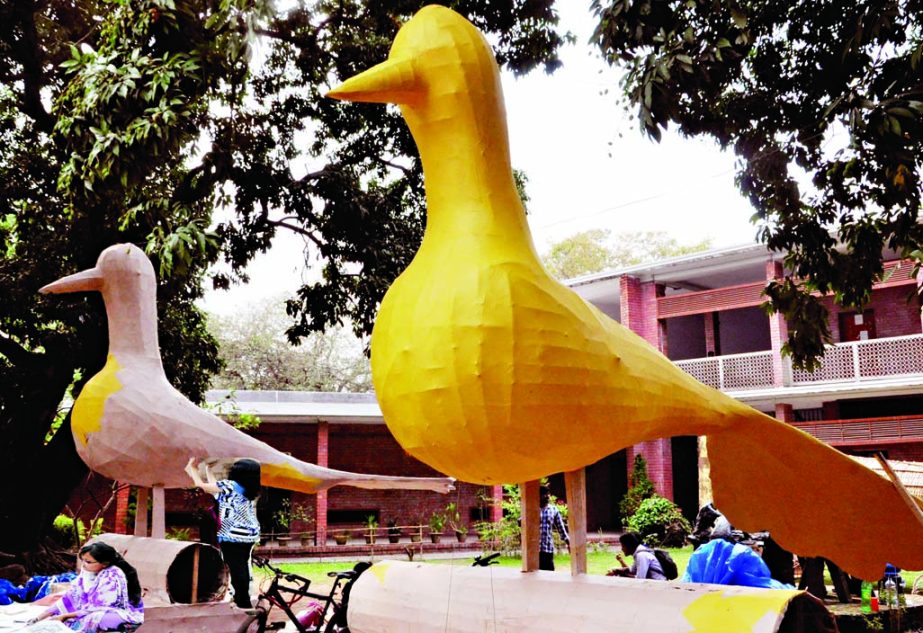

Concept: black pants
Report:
left=221, top=541, right=255, bottom=608
left=539, top=551, right=555, bottom=571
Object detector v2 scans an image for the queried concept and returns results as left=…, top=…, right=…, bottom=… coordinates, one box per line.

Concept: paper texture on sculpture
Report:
left=41, top=243, right=453, bottom=494
left=328, top=4, right=923, bottom=579
left=346, top=560, right=821, bottom=633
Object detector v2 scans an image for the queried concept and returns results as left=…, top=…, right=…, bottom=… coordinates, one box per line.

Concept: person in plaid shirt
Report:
left=539, top=485, right=569, bottom=571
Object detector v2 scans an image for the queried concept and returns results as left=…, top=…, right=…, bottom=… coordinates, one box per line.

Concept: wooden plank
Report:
left=564, top=468, right=587, bottom=576
left=827, top=560, right=851, bottom=604
left=190, top=547, right=200, bottom=604
left=520, top=480, right=540, bottom=572
left=134, top=487, right=149, bottom=537
left=876, top=453, right=923, bottom=528
left=151, top=485, right=166, bottom=539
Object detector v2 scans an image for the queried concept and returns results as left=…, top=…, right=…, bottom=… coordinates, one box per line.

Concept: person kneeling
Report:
left=607, top=532, right=667, bottom=580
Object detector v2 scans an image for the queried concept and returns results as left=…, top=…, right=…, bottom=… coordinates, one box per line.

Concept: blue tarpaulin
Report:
left=0, top=572, right=76, bottom=605
left=682, top=539, right=793, bottom=589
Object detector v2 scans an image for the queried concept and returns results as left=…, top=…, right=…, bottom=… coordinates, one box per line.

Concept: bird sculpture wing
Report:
left=326, top=4, right=923, bottom=579
left=40, top=243, right=454, bottom=495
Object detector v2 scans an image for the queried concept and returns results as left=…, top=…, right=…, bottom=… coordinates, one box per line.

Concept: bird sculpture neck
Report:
left=400, top=78, right=539, bottom=260
left=101, top=272, right=164, bottom=370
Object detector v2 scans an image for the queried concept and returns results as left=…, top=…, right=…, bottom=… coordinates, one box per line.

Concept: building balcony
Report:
left=675, top=333, right=923, bottom=391
left=790, top=415, right=923, bottom=447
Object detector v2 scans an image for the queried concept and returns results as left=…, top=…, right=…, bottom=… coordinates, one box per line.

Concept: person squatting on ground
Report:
left=28, top=541, right=144, bottom=632
left=186, top=457, right=261, bottom=609
left=608, top=532, right=667, bottom=580
left=538, top=485, right=569, bottom=571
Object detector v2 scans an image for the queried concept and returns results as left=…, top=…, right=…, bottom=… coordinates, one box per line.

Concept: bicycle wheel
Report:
left=235, top=608, right=268, bottom=633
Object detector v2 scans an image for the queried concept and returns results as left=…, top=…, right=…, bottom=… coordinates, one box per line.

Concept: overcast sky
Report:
left=200, top=3, right=759, bottom=316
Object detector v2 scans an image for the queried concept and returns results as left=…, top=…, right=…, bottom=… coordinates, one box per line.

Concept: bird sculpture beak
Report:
left=40, top=267, right=104, bottom=294
left=326, top=57, right=419, bottom=105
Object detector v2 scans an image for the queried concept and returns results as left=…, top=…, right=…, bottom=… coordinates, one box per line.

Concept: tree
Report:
left=619, top=453, right=655, bottom=524
left=209, top=300, right=371, bottom=392
left=542, top=228, right=712, bottom=279
left=0, top=0, right=568, bottom=560
left=591, top=0, right=923, bottom=368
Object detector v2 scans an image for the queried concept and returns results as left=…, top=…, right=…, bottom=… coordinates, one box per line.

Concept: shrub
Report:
left=619, top=454, right=655, bottom=525
left=52, top=515, right=104, bottom=548
left=627, top=496, right=691, bottom=547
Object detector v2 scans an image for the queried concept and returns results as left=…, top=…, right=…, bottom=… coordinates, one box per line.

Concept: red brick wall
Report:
left=620, top=276, right=663, bottom=350
left=627, top=440, right=674, bottom=501
left=250, top=423, right=488, bottom=532
left=823, top=285, right=920, bottom=341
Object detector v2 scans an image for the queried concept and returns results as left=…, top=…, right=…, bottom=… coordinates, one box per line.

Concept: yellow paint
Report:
left=369, top=561, right=392, bottom=584
left=330, top=5, right=734, bottom=485
left=327, top=5, right=923, bottom=579
left=262, top=462, right=324, bottom=494
left=682, top=590, right=799, bottom=633
left=72, top=354, right=122, bottom=446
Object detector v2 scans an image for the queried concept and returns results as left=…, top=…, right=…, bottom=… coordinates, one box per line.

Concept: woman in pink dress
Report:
left=30, top=541, right=144, bottom=632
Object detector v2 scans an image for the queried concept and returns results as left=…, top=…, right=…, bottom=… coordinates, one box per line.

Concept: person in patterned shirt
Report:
left=539, top=485, right=569, bottom=571
left=186, top=457, right=261, bottom=608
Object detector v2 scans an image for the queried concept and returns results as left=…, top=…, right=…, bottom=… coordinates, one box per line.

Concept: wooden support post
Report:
left=565, top=468, right=587, bottom=576
left=190, top=547, right=200, bottom=604
left=151, top=485, right=166, bottom=539
left=876, top=453, right=923, bottom=528
left=521, top=480, right=540, bottom=572
left=827, top=560, right=851, bottom=604
left=134, top=487, right=149, bottom=537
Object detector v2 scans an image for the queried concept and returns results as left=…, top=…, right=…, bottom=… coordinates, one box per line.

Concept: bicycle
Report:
left=235, top=557, right=370, bottom=633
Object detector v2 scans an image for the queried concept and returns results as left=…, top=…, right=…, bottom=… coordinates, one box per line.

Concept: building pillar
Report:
left=315, top=421, right=329, bottom=545
left=822, top=401, right=840, bottom=420
left=490, top=485, right=503, bottom=523
left=774, top=403, right=795, bottom=423
left=627, top=440, right=674, bottom=501
left=620, top=276, right=666, bottom=351
left=114, top=483, right=131, bottom=535
left=703, top=312, right=717, bottom=356
left=766, top=261, right=790, bottom=386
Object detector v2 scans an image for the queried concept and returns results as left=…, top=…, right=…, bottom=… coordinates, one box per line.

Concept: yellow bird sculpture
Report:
left=328, top=5, right=923, bottom=578
left=41, top=243, right=453, bottom=495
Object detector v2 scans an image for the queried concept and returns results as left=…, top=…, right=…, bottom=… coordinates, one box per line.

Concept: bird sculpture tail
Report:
left=204, top=456, right=454, bottom=495
left=706, top=407, right=923, bottom=580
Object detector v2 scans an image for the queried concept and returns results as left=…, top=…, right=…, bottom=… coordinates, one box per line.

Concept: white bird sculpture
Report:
left=41, top=243, right=454, bottom=494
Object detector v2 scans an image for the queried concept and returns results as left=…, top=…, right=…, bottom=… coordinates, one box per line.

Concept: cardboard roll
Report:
left=86, top=534, right=227, bottom=604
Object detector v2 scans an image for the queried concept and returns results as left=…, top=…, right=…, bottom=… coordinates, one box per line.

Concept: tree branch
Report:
left=12, top=0, right=55, bottom=133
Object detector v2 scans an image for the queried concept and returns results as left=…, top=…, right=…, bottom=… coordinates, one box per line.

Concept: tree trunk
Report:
left=0, top=346, right=87, bottom=568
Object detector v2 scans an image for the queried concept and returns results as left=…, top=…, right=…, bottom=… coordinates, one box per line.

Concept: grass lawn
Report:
left=267, top=545, right=695, bottom=586
left=265, top=547, right=923, bottom=591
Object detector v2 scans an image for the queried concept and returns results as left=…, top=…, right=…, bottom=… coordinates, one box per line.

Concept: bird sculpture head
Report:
left=328, top=5, right=526, bottom=239
left=41, top=243, right=161, bottom=360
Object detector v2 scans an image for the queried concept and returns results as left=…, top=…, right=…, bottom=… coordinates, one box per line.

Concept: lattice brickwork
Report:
left=677, top=358, right=720, bottom=388
left=857, top=335, right=923, bottom=376
left=793, top=334, right=923, bottom=384
left=721, top=352, right=775, bottom=390
left=792, top=345, right=855, bottom=383
left=676, top=352, right=774, bottom=390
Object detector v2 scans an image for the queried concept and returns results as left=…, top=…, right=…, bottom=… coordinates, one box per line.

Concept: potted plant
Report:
left=365, top=515, right=378, bottom=544
left=333, top=530, right=350, bottom=546
left=445, top=502, right=468, bottom=543
left=387, top=518, right=402, bottom=544
left=429, top=510, right=446, bottom=543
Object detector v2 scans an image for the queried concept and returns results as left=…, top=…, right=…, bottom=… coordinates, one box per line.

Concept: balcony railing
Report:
left=675, top=350, right=775, bottom=391
left=791, top=415, right=923, bottom=446
left=674, top=334, right=923, bottom=390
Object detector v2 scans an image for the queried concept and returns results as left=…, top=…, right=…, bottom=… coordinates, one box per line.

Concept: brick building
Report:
left=569, top=242, right=923, bottom=521
left=80, top=242, right=923, bottom=538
